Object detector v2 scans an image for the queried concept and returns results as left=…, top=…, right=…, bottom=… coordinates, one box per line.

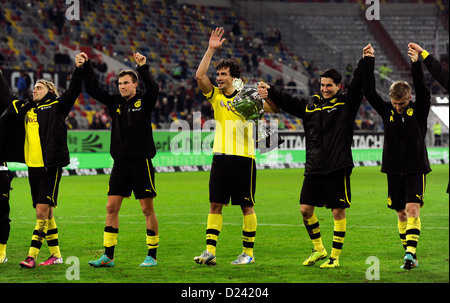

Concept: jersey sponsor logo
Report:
left=37, top=100, right=58, bottom=110
left=26, top=116, right=38, bottom=123
left=327, top=107, right=338, bottom=113
left=226, top=100, right=238, bottom=114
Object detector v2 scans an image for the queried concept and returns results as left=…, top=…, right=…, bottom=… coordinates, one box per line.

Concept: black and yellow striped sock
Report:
left=398, top=220, right=407, bottom=251
left=303, top=213, right=324, bottom=252
left=330, top=218, right=346, bottom=259
left=46, top=217, right=61, bottom=258
left=243, top=214, right=257, bottom=257
left=146, top=229, right=159, bottom=260
left=406, top=217, right=421, bottom=256
left=103, top=226, right=118, bottom=260
left=29, top=219, right=49, bottom=259
left=206, top=214, right=222, bottom=255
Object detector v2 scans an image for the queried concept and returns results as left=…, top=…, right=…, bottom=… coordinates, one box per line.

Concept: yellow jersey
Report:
left=205, top=86, right=255, bottom=159
left=24, top=108, right=44, bottom=167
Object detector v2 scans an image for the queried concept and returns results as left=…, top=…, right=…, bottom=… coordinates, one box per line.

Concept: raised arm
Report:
left=58, top=52, right=87, bottom=117
left=409, top=42, right=449, bottom=91
left=0, top=69, right=18, bottom=109
left=83, top=55, right=114, bottom=106
left=362, top=45, right=387, bottom=115
left=0, top=68, right=30, bottom=121
left=408, top=48, right=430, bottom=113
left=346, top=45, right=373, bottom=117
left=134, top=52, right=159, bottom=108
left=195, top=27, right=226, bottom=95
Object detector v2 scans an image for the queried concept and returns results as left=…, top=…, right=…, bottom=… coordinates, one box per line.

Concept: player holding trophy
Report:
left=193, top=27, right=260, bottom=265
left=231, top=78, right=284, bottom=153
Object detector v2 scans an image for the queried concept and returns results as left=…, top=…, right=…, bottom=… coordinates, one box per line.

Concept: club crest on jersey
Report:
left=134, top=100, right=141, bottom=108
left=406, top=108, right=413, bottom=116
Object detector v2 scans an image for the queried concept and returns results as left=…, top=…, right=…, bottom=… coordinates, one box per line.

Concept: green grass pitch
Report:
left=0, top=165, right=448, bottom=284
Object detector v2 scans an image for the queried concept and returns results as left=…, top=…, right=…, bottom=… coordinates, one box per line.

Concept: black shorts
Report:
left=300, top=168, right=352, bottom=209
left=108, top=159, right=157, bottom=199
left=28, top=166, right=62, bottom=208
left=387, top=173, right=426, bottom=211
left=209, top=155, right=256, bottom=206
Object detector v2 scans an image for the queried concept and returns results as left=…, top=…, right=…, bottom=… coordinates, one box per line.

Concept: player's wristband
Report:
left=421, top=50, right=430, bottom=60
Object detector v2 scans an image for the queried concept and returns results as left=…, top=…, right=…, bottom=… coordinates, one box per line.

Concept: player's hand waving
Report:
left=209, top=27, right=226, bottom=50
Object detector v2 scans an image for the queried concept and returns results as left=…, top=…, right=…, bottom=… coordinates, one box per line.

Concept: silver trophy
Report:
left=231, top=79, right=284, bottom=153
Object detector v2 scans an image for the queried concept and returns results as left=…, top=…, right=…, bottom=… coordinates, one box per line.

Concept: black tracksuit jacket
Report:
left=267, top=59, right=364, bottom=175
left=83, top=61, right=159, bottom=161
left=422, top=52, right=449, bottom=91
left=0, top=66, right=84, bottom=166
left=362, top=56, right=431, bottom=176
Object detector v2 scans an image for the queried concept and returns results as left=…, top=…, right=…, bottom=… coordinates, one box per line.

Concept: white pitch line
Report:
left=11, top=212, right=449, bottom=230
left=12, top=219, right=448, bottom=230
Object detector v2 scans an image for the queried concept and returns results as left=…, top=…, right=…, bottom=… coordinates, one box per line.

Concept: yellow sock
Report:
left=103, top=229, right=118, bottom=247
left=29, top=219, right=49, bottom=259
left=46, top=217, right=61, bottom=258
left=206, top=214, right=222, bottom=255
left=398, top=220, right=407, bottom=250
left=243, top=213, right=257, bottom=257
left=330, top=218, right=346, bottom=259
left=304, top=213, right=324, bottom=252
left=146, top=229, right=159, bottom=260
left=406, top=217, right=421, bottom=255
left=103, top=226, right=118, bottom=259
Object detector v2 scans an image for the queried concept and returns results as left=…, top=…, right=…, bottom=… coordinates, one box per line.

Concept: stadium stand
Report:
left=0, top=0, right=448, bottom=143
